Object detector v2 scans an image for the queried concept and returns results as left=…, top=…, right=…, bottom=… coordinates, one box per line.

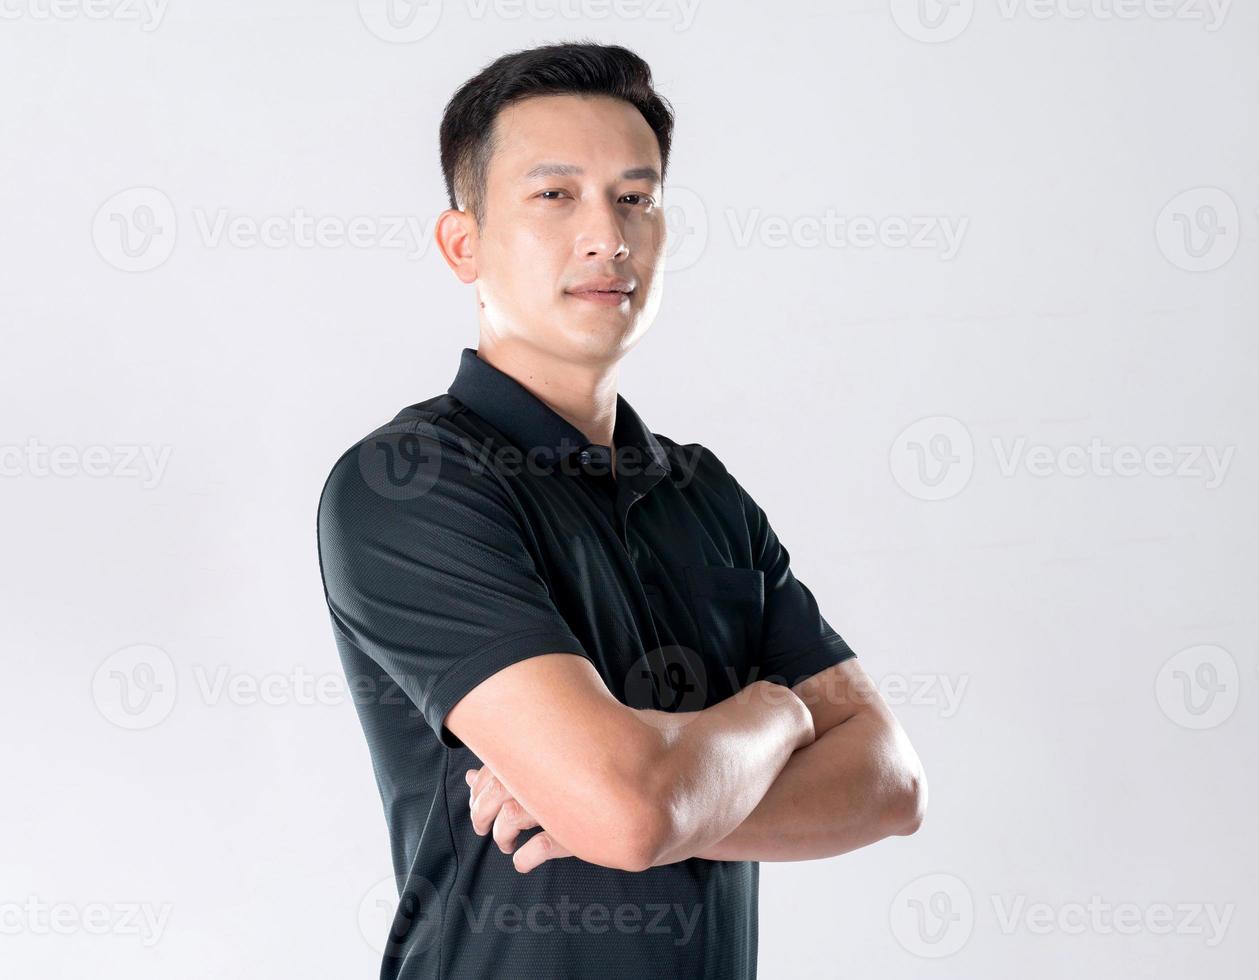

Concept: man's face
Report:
left=471, top=93, right=667, bottom=365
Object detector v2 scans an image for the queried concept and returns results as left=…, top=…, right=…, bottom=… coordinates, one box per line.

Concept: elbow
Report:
left=522, top=787, right=667, bottom=874
left=597, top=790, right=674, bottom=872
left=612, top=734, right=680, bottom=871
left=890, top=764, right=928, bottom=836
left=572, top=722, right=678, bottom=872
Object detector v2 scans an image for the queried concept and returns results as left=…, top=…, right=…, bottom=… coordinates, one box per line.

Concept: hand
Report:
left=464, top=766, right=574, bottom=874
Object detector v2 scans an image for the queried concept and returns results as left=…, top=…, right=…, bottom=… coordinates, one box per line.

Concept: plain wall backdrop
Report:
left=2, top=1, right=1256, bottom=977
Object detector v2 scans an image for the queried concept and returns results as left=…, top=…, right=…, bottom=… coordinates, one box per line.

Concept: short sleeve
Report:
left=316, top=420, right=591, bottom=748
left=730, top=473, right=857, bottom=687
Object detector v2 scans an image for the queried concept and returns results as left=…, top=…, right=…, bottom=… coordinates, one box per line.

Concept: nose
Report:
left=574, top=199, right=629, bottom=261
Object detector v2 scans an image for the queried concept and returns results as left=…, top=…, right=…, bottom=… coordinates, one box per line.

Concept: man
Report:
left=317, top=41, right=926, bottom=980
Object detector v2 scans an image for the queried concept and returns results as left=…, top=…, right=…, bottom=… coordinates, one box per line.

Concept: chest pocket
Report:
left=682, top=564, right=765, bottom=701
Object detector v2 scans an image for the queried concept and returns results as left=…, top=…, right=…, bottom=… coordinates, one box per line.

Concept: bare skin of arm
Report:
left=469, top=658, right=926, bottom=870
left=447, top=653, right=816, bottom=873
left=692, top=658, right=927, bottom=861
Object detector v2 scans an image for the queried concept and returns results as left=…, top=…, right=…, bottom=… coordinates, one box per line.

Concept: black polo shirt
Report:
left=316, top=347, right=856, bottom=980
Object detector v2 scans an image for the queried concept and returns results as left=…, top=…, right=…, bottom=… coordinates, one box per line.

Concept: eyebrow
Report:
left=521, top=162, right=661, bottom=184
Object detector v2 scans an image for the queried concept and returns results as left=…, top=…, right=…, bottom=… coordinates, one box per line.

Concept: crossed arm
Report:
left=449, top=654, right=927, bottom=874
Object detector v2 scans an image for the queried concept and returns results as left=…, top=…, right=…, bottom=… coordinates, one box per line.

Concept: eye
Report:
left=538, top=189, right=570, bottom=201
left=621, top=193, right=656, bottom=208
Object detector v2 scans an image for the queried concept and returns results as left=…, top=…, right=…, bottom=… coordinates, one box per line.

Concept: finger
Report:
left=465, top=767, right=494, bottom=816
left=491, top=798, right=539, bottom=854
left=466, top=767, right=491, bottom=800
left=512, top=830, right=572, bottom=874
left=469, top=774, right=513, bottom=835
left=465, top=767, right=490, bottom=828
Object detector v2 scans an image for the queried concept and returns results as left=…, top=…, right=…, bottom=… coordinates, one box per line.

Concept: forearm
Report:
left=692, top=708, right=924, bottom=862
left=638, top=679, right=815, bottom=866
left=467, top=660, right=925, bottom=874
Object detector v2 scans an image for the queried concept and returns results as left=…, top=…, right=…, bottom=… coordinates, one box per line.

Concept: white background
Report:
left=2, top=1, right=1256, bottom=977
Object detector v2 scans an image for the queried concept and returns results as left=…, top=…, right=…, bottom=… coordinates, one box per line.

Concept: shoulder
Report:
left=316, top=393, right=503, bottom=532
left=654, top=433, right=741, bottom=500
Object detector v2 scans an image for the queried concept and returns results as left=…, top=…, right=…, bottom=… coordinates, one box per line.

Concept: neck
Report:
left=475, top=339, right=619, bottom=451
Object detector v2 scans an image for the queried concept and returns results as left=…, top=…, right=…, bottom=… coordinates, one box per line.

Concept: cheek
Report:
left=629, top=216, right=667, bottom=262
left=483, top=233, right=543, bottom=288
left=508, top=234, right=567, bottom=296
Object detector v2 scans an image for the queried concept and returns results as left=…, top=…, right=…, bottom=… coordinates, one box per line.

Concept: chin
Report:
left=560, top=320, right=643, bottom=364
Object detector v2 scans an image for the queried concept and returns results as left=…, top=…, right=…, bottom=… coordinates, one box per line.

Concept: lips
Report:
left=566, top=287, right=632, bottom=307
left=566, top=277, right=635, bottom=296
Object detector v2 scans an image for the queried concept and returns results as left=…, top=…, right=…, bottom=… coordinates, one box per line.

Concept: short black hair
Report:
left=439, top=41, right=675, bottom=227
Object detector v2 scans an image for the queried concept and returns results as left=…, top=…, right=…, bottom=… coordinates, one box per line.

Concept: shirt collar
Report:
left=447, top=347, right=672, bottom=480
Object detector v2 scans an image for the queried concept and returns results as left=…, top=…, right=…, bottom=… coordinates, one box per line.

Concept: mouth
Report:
left=566, top=286, right=634, bottom=306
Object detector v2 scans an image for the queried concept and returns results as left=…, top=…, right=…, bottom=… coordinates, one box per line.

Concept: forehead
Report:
left=487, top=93, right=661, bottom=182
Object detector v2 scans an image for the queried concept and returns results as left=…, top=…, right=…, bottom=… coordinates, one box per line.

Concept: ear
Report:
left=435, top=208, right=478, bottom=285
